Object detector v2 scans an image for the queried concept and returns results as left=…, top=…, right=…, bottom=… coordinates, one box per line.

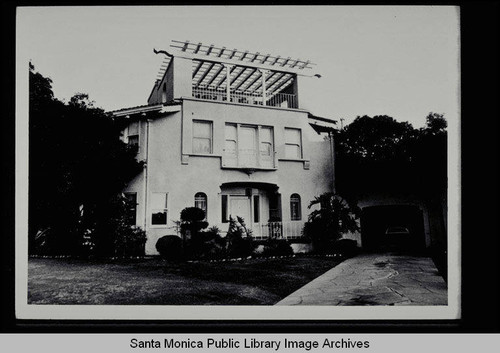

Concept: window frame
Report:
left=194, top=192, right=208, bottom=219
left=290, top=193, right=302, bottom=221
left=192, top=120, right=213, bottom=154
left=150, top=192, right=168, bottom=227
left=124, top=192, right=137, bottom=226
left=223, top=123, right=275, bottom=169
left=284, top=127, right=303, bottom=160
left=127, top=121, right=140, bottom=151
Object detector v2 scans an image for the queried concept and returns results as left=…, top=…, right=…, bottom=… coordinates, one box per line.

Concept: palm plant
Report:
left=303, top=193, right=360, bottom=253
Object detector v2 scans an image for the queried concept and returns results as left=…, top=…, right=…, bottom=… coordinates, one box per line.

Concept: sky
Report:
left=18, top=6, right=460, bottom=128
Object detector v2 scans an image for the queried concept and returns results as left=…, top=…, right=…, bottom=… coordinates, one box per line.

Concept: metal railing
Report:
left=192, top=87, right=297, bottom=109
left=266, top=93, right=298, bottom=109
left=252, top=221, right=306, bottom=240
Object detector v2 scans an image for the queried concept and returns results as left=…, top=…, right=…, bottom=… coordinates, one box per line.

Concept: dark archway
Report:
left=361, top=205, right=426, bottom=253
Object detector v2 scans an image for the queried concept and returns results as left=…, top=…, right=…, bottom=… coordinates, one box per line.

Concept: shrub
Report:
left=114, top=226, right=146, bottom=258
left=303, top=193, right=360, bottom=254
left=262, top=238, right=294, bottom=257
left=201, top=238, right=227, bottom=260
left=179, top=207, right=209, bottom=258
left=200, top=226, right=227, bottom=259
left=333, top=238, right=359, bottom=257
left=227, top=236, right=254, bottom=258
left=155, top=235, right=183, bottom=261
left=226, top=216, right=254, bottom=258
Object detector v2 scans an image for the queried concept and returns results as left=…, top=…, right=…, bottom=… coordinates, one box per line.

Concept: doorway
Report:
left=360, top=205, right=426, bottom=253
left=229, top=196, right=251, bottom=223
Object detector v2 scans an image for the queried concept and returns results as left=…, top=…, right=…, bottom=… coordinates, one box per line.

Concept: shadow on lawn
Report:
left=28, top=256, right=344, bottom=305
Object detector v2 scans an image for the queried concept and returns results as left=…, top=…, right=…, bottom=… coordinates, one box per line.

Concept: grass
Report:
left=28, top=256, right=343, bottom=305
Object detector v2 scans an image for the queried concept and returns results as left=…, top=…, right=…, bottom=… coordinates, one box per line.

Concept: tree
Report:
left=335, top=114, right=446, bottom=203
left=303, top=193, right=360, bottom=253
left=29, top=63, right=143, bottom=256
left=334, top=113, right=447, bottom=256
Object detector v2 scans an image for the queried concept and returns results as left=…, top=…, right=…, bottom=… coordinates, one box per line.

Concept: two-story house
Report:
left=111, top=40, right=337, bottom=255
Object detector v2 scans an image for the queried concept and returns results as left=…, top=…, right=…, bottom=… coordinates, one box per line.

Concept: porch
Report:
left=252, top=220, right=306, bottom=240
left=219, top=181, right=307, bottom=241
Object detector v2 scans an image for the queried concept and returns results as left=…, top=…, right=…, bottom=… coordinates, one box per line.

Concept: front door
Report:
left=230, top=196, right=252, bottom=226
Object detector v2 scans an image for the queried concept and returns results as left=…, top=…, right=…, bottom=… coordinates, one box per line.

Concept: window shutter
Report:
left=221, top=195, right=228, bottom=223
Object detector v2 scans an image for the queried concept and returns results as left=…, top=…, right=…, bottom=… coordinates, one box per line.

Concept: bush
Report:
left=179, top=207, right=209, bottom=259
left=226, top=216, right=254, bottom=258
left=227, top=236, right=254, bottom=258
left=200, top=237, right=227, bottom=260
left=262, top=238, right=294, bottom=257
left=192, top=226, right=226, bottom=259
left=155, top=235, right=183, bottom=261
left=303, top=193, right=360, bottom=254
left=114, top=226, right=146, bottom=258
left=333, top=238, right=359, bottom=257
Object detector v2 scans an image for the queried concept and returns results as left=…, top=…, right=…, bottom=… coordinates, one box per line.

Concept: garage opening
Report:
left=360, top=205, right=426, bottom=253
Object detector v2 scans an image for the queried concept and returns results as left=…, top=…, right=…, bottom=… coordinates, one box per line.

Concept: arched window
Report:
left=290, top=193, right=301, bottom=221
left=194, top=192, right=207, bottom=218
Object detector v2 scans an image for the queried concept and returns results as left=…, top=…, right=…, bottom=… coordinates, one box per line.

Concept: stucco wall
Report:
left=124, top=100, right=334, bottom=255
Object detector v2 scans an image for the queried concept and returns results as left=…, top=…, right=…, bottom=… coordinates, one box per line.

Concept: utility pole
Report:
left=340, top=118, right=345, bottom=130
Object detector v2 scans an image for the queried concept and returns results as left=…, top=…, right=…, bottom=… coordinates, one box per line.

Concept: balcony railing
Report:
left=192, top=87, right=297, bottom=109
left=252, top=221, right=306, bottom=240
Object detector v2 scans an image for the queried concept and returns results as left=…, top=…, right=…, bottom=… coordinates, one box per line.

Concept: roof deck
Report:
left=152, top=40, right=317, bottom=109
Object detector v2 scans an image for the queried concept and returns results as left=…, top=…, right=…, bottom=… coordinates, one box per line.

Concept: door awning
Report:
left=220, top=181, right=279, bottom=192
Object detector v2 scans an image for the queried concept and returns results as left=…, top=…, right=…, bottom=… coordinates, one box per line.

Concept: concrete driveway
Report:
left=276, top=253, right=447, bottom=306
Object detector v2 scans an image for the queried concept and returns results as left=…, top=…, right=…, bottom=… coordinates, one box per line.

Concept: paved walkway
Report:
left=276, top=253, right=447, bottom=306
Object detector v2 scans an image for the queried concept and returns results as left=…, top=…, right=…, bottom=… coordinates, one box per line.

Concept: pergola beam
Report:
left=170, top=40, right=315, bottom=70
left=254, top=71, right=280, bottom=92
left=193, top=42, right=202, bottom=54
left=192, top=61, right=204, bottom=78
left=233, top=68, right=258, bottom=91
left=216, top=65, right=238, bottom=86
left=240, top=71, right=263, bottom=93
left=229, top=66, right=249, bottom=86
left=205, top=64, right=226, bottom=87
left=196, top=62, right=217, bottom=86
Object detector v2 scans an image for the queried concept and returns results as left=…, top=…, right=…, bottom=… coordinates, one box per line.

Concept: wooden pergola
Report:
left=155, top=40, right=317, bottom=105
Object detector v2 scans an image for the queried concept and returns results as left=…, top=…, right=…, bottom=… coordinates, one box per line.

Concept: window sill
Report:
left=189, top=153, right=222, bottom=158
left=278, top=158, right=309, bottom=162
left=221, top=165, right=277, bottom=171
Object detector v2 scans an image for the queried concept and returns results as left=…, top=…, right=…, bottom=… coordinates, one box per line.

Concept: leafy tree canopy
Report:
left=335, top=113, right=447, bottom=203
left=29, top=63, right=143, bottom=255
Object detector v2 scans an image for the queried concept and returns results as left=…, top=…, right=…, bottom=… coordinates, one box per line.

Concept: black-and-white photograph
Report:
left=16, top=6, right=460, bottom=320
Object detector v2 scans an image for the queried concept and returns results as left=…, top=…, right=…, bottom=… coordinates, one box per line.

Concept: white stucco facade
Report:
left=113, top=51, right=336, bottom=255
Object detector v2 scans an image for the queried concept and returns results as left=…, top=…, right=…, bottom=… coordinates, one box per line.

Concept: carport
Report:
left=360, top=205, right=426, bottom=253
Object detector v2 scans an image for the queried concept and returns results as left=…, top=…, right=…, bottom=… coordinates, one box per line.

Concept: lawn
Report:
left=28, top=256, right=342, bottom=305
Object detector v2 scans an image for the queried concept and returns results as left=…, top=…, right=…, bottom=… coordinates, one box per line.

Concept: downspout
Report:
left=143, top=116, right=151, bottom=231
left=329, top=130, right=336, bottom=194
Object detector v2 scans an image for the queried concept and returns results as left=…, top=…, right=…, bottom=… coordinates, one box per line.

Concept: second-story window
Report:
left=285, top=127, right=302, bottom=159
left=223, top=123, right=274, bottom=168
left=192, top=120, right=213, bottom=154
left=259, top=127, right=274, bottom=168
left=127, top=122, right=139, bottom=147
